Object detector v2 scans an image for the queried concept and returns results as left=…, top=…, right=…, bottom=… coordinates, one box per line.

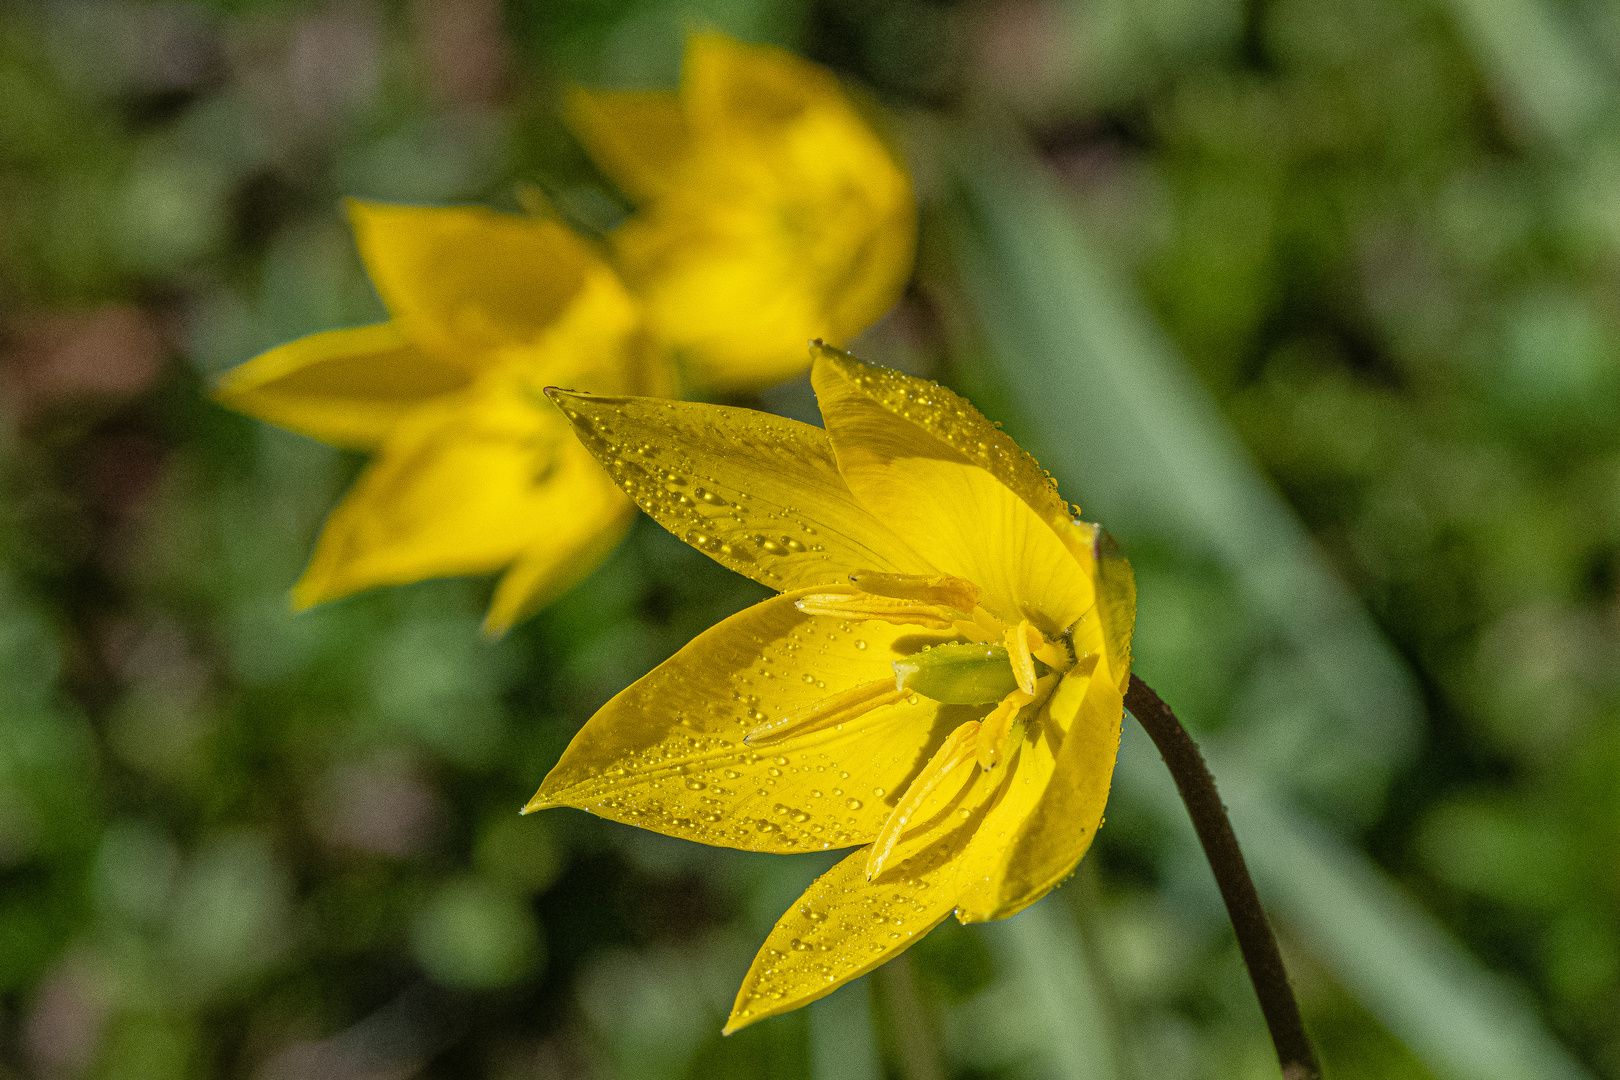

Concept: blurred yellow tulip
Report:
left=215, top=200, right=667, bottom=634
left=571, top=33, right=916, bottom=391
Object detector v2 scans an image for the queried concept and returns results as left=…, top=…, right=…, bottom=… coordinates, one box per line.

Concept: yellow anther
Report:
left=848, top=571, right=981, bottom=611
left=975, top=688, right=1033, bottom=771
left=866, top=720, right=980, bottom=880
left=796, top=592, right=959, bottom=629
left=743, top=679, right=907, bottom=747
left=1004, top=621, right=1040, bottom=696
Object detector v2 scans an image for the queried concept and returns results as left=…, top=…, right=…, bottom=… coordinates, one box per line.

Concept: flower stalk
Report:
left=1124, top=675, right=1321, bottom=1080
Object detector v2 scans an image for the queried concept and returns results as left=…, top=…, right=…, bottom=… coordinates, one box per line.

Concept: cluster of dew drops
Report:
left=738, top=844, right=955, bottom=1011
left=851, top=366, right=1063, bottom=498
left=576, top=615, right=914, bottom=851
left=579, top=419, right=830, bottom=574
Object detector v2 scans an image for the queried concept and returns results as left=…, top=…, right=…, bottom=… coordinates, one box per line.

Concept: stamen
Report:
left=1004, top=621, right=1039, bottom=696
left=848, top=571, right=981, bottom=611
left=866, top=721, right=980, bottom=880
left=742, top=679, right=907, bottom=747
left=976, top=688, right=1033, bottom=771
left=795, top=592, right=959, bottom=630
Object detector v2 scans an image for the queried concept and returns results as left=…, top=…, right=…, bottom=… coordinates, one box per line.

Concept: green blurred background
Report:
left=2, top=0, right=1618, bottom=1077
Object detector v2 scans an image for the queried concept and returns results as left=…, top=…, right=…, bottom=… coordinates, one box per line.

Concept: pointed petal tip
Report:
left=808, top=341, right=870, bottom=387
left=289, top=569, right=337, bottom=612
left=721, top=1006, right=766, bottom=1036
left=342, top=195, right=386, bottom=228
left=542, top=386, right=611, bottom=408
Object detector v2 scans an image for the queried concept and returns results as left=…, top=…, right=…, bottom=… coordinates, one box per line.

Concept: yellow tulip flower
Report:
left=527, top=344, right=1135, bottom=1031
left=215, top=200, right=667, bottom=634
left=569, top=33, right=916, bottom=391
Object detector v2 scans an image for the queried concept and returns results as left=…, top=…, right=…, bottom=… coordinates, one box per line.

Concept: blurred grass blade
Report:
left=810, top=980, right=883, bottom=1080
left=1440, top=0, right=1613, bottom=149
left=981, top=900, right=1123, bottom=1080
left=1115, top=723, right=1593, bottom=1080
left=944, top=133, right=1420, bottom=808
left=1226, top=775, right=1596, bottom=1080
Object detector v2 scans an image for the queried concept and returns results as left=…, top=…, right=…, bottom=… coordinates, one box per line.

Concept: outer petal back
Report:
left=214, top=324, right=469, bottom=450
left=682, top=32, right=837, bottom=137
left=292, top=375, right=620, bottom=609
left=482, top=445, right=638, bottom=636
left=954, top=665, right=1122, bottom=922
left=567, top=88, right=691, bottom=204
left=348, top=201, right=603, bottom=365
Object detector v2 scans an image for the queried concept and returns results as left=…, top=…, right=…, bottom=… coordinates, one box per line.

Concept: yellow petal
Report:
left=954, top=664, right=1122, bottom=923
left=762, top=104, right=915, bottom=350
left=497, top=258, right=660, bottom=394
left=483, top=468, right=638, bottom=636
left=812, top=343, right=1073, bottom=532
left=214, top=323, right=471, bottom=449
left=545, top=390, right=936, bottom=591
left=611, top=115, right=913, bottom=392
left=723, top=845, right=958, bottom=1034
left=681, top=32, right=837, bottom=138
left=292, top=375, right=627, bottom=612
left=601, top=36, right=915, bottom=392
left=567, top=88, right=690, bottom=204
left=810, top=351, right=1094, bottom=633
left=527, top=588, right=989, bottom=853
left=347, top=200, right=606, bottom=364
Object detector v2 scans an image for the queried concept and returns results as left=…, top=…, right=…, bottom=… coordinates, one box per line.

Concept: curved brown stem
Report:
left=1125, top=675, right=1322, bottom=1080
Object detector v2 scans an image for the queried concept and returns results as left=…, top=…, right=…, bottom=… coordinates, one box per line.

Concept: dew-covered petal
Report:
left=811, top=353, right=1093, bottom=632
left=348, top=200, right=605, bottom=365
left=812, top=344, right=1075, bottom=533
left=567, top=88, right=691, bottom=203
left=723, top=844, right=959, bottom=1034
left=214, top=323, right=470, bottom=450
left=292, top=375, right=625, bottom=612
left=953, top=663, right=1121, bottom=923
left=528, top=588, right=989, bottom=853
left=546, top=390, right=936, bottom=591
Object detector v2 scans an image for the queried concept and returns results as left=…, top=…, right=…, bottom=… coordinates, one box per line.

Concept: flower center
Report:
left=743, top=572, right=1073, bottom=764
left=741, top=570, right=1083, bottom=882
left=891, top=642, right=1048, bottom=704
